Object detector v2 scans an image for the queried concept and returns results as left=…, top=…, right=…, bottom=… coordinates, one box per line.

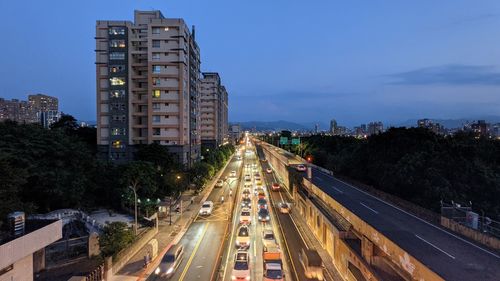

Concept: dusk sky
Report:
left=1, top=0, right=500, bottom=126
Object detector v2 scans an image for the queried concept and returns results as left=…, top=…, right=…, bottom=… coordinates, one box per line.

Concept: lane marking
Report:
left=360, top=202, right=379, bottom=214
left=415, top=234, right=456, bottom=259
left=178, top=222, right=209, bottom=281
left=331, top=186, right=344, bottom=194
left=314, top=176, right=324, bottom=182
left=314, top=168, right=500, bottom=259
left=210, top=222, right=230, bottom=281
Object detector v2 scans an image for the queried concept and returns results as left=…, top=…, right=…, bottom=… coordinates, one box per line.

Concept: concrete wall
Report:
left=0, top=254, right=32, bottom=281
left=441, top=217, right=500, bottom=251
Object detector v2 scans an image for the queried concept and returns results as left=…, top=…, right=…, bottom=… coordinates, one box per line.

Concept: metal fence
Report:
left=85, top=264, right=104, bottom=281
left=441, top=201, right=500, bottom=239
left=45, top=236, right=88, bottom=267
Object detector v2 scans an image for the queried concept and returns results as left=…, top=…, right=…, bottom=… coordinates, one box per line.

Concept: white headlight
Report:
left=166, top=267, right=174, bottom=274
left=155, top=267, right=160, bottom=275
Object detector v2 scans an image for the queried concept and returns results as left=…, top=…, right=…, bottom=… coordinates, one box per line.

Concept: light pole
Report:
left=129, top=186, right=138, bottom=235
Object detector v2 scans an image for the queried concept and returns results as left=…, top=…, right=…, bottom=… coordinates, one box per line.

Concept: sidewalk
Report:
left=110, top=156, right=235, bottom=281
left=111, top=192, right=199, bottom=281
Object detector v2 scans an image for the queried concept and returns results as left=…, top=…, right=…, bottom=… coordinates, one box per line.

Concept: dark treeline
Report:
left=0, top=115, right=234, bottom=225
left=274, top=128, right=500, bottom=219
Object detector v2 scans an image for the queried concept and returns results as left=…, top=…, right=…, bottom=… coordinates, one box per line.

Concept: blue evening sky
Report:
left=1, top=0, right=499, bottom=126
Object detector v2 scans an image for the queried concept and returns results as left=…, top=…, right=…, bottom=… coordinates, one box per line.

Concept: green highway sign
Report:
left=291, top=138, right=300, bottom=145
left=279, top=137, right=288, bottom=145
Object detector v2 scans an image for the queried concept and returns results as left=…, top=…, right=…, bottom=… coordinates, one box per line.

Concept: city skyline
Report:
left=1, top=0, right=500, bottom=126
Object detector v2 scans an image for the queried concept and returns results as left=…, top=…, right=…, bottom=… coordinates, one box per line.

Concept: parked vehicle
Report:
left=299, top=248, right=324, bottom=280
left=155, top=244, right=184, bottom=277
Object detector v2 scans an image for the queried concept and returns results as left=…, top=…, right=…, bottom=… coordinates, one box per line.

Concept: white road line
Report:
left=360, top=202, right=379, bottom=214
left=314, top=168, right=500, bottom=259
left=415, top=234, right=456, bottom=259
left=331, top=186, right=344, bottom=194
left=314, top=176, right=323, bottom=182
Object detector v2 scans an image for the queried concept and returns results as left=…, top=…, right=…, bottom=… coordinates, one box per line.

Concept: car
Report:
left=232, top=251, right=251, bottom=281
left=235, top=225, right=250, bottom=249
left=245, top=164, right=251, bottom=168
left=230, top=170, right=237, bottom=177
left=254, top=172, right=260, bottom=178
left=258, top=208, right=270, bottom=222
left=252, top=163, right=257, bottom=168
left=215, top=179, right=224, bottom=188
left=239, top=208, right=251, bottom=224
left=261, top=159, right=267, bottom=162
left=244, top=174, right=251, bottom=182
left=296, top=164, right=307, bottom=172
left=236, top=156, right=242, bottom=160
left=257, top=198, right=268, bottom=209
left=241, top=197, right=252, bottom=208
left=257, top=191, right=266, bottom=199
left=279, top=202, right=291, bottom=214
left=199, top=201, right=214, bottom=216
left=266, top=168, right=273, bottom=174
left=242, top=188, right=251, bottom=197
left=271, top=183, right=280, bottom=191
left=262, top=229, right=277, bottom=250
left=155, top=244, right=184, bottom=277
left=299, top=248, right=324, bottom=280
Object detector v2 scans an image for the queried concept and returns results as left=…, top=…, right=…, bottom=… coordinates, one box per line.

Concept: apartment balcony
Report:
left=132, top=124, right=148, bottom=129
left=132, top=112, right=147, bottom=116
left=131, top=74, right=147, bottom=80
left=132, top=98, right=148, bottom=104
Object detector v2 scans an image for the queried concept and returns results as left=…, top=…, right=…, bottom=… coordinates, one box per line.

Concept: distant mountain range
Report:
left=236, top=120, right=329, bottom=131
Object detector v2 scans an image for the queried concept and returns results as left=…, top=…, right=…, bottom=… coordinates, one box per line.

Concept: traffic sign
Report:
left=291, top=138, right=300, bottom=145
left=279, top=137, right=288, bottom=145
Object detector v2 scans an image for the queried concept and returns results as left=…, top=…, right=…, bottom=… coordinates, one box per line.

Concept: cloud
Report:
left=387, top=64, right=500, bottom=86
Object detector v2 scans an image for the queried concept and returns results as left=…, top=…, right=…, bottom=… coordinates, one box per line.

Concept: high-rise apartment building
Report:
left=367, top=121, right=384, bottom=135
left=0, top=94, right=58, bottom=125
left=28, top=94, right=58, bottom=112
left=330, top=119, right=337, bottom=135
left=200, top=72, right=229, bottom=147
left=95, top=10, right=201, bottom=166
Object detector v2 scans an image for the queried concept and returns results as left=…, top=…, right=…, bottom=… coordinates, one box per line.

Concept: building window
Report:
left=112, top=140, right=125, bottom=149
left=110, top=40, right=126, bottom=48
left=153, top=128, right=161, bottom=135
left=111, top=128, right=126, bottom=136
left=152, top=65, right=161, bottom=73
left=152, top=53, right=160, bottom=61
left=109, top=90, right=125, bottom=98
left=112, top=115, right=126, bottom=122
left=152, top=27, right=160, bottom=34
left=109, top=52, right=125, bottom=60
left=152, top=40, right=160, bottom=48
left=153, top=78, right=160, bottom=85
left=109, top=77, right=126, bottom=86
left=109, top=27, right=125, bottom=35
left=153, top=115, right=161, bottom=123
left=152, top=103, right=161, bottom=111
left=111, top=103, right=126, bottom=110
left=109, top=65, right=125, bottom=73
left=152, top=90, right=161, bottom=98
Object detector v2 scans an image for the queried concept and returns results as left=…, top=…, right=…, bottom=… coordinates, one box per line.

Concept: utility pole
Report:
left=129, top=186, right=138, bottom=235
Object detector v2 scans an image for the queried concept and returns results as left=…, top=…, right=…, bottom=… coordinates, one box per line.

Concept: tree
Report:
left=99, top=222, right=134, bottom=257
left=50, top=114, right=79, bottom=133
left=121, top=161, right=158, bottom=198
left=135, top=143, right=178, bottom=171
left=0, top=156, right=29, bottom=227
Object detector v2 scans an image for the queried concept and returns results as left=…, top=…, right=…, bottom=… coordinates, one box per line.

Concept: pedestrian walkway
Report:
left=111, top=191, right=206, bottom=281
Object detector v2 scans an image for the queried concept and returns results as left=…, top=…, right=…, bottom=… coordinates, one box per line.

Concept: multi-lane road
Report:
left=147, top=155, right=240, bottom=281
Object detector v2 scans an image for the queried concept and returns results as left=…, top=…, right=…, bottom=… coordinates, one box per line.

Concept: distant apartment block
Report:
left=199, top=72, right=229, bottom=147
left=329, top=119, right=337, bottom=135
left=367, top=121, right=383, bottom=135
left=0, top=94, right=59, bottom=127
left=417, top=118, right=445, bottom=135
left=95, top=10, right=202, bottom=166
left=229, top=123, right=242, bottom=144
left=465, top=120, right=491, bottom=138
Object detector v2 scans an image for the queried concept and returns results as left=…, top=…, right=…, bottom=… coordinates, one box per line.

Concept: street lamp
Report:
left=128, top=186, right=138, bottom=235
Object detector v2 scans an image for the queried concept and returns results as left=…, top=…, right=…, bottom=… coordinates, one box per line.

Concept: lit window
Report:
left=152, top=53, right=160, bottom=61
left=152, top=90, right=161, bottom=98
left=153, top=116, right=161, bottom=123
left=112, top=140, right=125, bottom=149
left=110, top=90, right=125, bottom=98
left=110, top=40, right=126, bottom=48
left=111, top=128, right=126, bottom=136
left=109, top=65, right=125, bottom=73
left=109, top=52, right=125, bottom=60
left=153, top=78, right=160, bottom=85
left=152, top=65, right=161, bottom=73
left=110, top=77, right=126, bottom=86
left=109, top=27, right=125, bottom=35
left=152, top=27, right=160, bottom=34
left=152, top=40, right=160, bottom=48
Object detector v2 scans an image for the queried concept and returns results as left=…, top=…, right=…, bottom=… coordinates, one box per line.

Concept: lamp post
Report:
left=128, top=186, right=138, bottom=235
